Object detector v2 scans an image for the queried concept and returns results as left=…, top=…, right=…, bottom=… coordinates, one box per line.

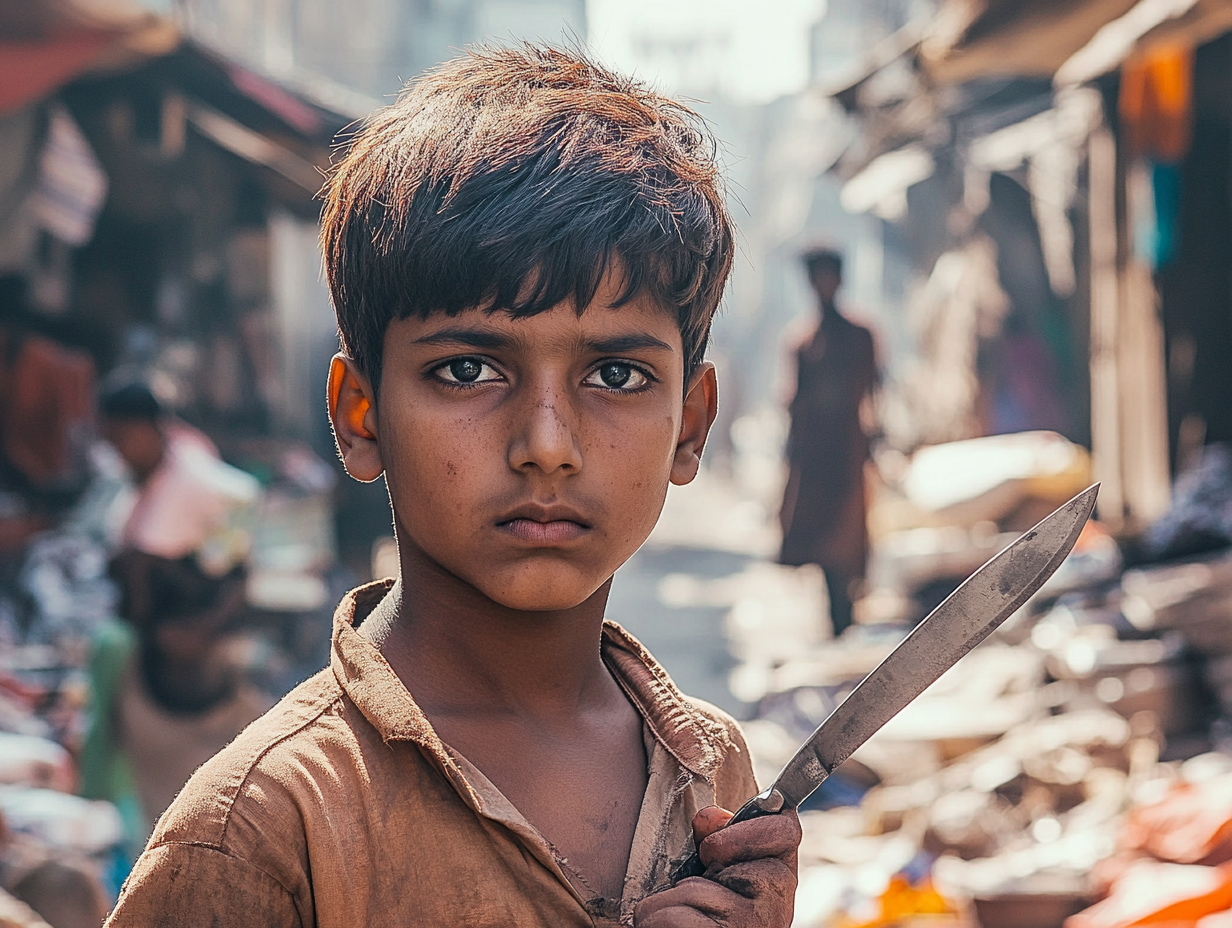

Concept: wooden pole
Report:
left=1120, top=161, right=1172, bottom=526
left=1088, top=124, right=1124, bottom=527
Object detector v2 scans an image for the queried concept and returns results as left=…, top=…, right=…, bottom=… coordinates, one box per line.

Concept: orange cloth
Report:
left=1066, top=860, right=1232, bottom=928
left=1124, top=780, right=1232, bottom=867
left=834, top=875, right=957, bottom=928
left=1119, top=46, right=1194, bottom=162
left=0, top=332, right=94, bottom=489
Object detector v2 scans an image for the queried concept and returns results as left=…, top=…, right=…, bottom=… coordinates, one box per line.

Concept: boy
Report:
left=106, top=45, right=801, bottom=928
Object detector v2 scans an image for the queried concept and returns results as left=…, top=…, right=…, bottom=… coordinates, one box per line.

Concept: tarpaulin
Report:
left=0, top=0, right=178, bottom=117
left=0, top=28, right=110, bottom=116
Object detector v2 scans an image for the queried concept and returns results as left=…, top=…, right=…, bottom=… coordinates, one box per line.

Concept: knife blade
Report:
left=671, top=483, right=1099, bottom=883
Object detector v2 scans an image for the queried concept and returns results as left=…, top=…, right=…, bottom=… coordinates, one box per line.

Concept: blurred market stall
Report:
left=734, top=2, right=1232, bottom=924
left=829, top=0, right=1232, bottom=533
left=0, top=1, right=361, bottom=922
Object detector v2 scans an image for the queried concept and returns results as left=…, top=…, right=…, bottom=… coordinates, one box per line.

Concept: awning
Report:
left=926, top=0, right=1232, bottom=85
left=0, top=0, right=177, bottom=115
left=185, top=101, right=322, bottom=194
left=840, top=145, right=936, bottom=220
left=919, top=0, right=1232, bottom=85
left=1056, top=0, right=1232, bottom=85
left=920, top=0, right=1142, bottom=83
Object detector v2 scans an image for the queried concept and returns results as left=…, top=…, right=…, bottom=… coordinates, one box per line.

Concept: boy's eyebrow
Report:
left=413, top=327, right=517, bottom=350
left=412, top=329, right=676, bottom=354
left=583, top=334, right=675, bottom=354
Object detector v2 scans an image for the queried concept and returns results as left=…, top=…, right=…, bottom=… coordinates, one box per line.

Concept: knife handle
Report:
left=669, top=788, right=785, bottom=885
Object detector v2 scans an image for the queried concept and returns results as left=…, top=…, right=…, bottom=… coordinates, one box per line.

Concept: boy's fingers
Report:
left=636, top=908, right=727, bottom=928
left=697, top=809, right=802, bottom=871
left=634, top=877, right=737, bottom=926
left=636, top=909, right=725, bottom=928
left=690, top=806, right=733, bottom=844
left=638, top=808, right=801, bottom=926
left=708, top=858, right=797, bottom=901
left=634, top=870, right=795, bottom=928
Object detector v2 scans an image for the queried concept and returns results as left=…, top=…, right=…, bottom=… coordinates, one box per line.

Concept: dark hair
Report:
left=321, top=44, right=734, bottom=393
left=98, top=379, right=161, bottom=421
left=801, top=247, right=843, bottom=277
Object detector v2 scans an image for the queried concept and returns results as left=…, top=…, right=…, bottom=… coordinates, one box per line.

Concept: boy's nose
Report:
left=508, top=389, right=583, bottom=475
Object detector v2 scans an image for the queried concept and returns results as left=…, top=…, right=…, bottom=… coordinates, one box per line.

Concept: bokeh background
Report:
left=5, top=1, right=1232, bottom=926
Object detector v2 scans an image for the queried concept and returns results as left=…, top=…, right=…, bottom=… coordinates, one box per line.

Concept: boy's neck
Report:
left=361, top=544, right=618, bottom=723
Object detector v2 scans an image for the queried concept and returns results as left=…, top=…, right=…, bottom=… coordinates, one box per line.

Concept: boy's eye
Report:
left=433, top=358, right=500, bottom=385
left=584, top=362, right=650, bottom=391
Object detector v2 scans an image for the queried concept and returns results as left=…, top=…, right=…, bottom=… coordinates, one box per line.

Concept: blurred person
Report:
left=80, top=551, right=270, bottom=856
left=80, top=379, right=266, bottom=857
left=778, top=247, right=878, bottom=638
left=96, top=380, right=256, bottom=568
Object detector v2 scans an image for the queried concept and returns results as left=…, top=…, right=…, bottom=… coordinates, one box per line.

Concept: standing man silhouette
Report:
left=778, top=247, right=878, bottom=638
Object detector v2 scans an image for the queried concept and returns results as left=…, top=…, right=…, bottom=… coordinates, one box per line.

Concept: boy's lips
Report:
left=496, top=504, right=591, bottom=544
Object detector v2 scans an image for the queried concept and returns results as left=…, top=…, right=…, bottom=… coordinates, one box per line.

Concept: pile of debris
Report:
left=735, top=437, right=1232, bottom=927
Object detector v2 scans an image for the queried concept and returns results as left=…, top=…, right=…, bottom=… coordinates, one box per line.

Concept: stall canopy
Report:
left=1, top=0, right=349, bottom=207
left=833, top=0, right=1232, bottom=188
left=921, top=0, right=1232, bottom=86
left=93, top=40, right=349, bottom=199
left=0, top=0, right=177, bottom=116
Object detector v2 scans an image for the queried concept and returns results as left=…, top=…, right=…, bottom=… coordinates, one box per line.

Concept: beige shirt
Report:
left=105, top=580, right=758, bottom=928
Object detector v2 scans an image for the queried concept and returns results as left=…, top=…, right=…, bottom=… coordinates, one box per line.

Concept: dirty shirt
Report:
left=104, top=580, right=758, bottom=928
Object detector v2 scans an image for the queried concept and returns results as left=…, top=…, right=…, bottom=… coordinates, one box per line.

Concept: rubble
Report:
left=729, top=434, right=1232, bottom=927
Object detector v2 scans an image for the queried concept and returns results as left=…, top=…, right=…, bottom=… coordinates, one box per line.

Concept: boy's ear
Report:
left=670, top=362, right=718, bottom=487
left=328, top=354, right=384, bottom=482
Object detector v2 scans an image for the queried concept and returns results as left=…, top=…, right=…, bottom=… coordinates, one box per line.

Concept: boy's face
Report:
left=329, top=274, right=717, bottom=612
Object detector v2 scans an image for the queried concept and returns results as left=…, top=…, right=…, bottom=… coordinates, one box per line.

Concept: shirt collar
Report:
left=329, top=580, right=731, bottom=780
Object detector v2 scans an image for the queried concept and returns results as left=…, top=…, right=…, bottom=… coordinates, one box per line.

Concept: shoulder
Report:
left=149, top=667, right=347, bottom=850
left=171, top=441, right=260, bottom=504
left=847, top=314, right=876, bottom=351
left=833, top=309, right=873, bottom=338
left=835, top=313, right=877, bottom=368
left=110, top=671, right=353, bottom=927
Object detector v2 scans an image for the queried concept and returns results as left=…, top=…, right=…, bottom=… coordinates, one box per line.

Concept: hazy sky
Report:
left=586, top=0, right=827, bottom=104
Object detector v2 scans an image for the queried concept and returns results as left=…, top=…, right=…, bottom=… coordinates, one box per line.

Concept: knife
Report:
left=671, top=483, right=1099, bottom=883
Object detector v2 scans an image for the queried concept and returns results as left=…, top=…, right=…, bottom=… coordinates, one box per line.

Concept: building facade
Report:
left=166, top=0, right=587, bottom=101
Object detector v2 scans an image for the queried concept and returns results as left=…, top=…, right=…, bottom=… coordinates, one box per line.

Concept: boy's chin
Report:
left=471, top=571, right=610, bottom=614
left=487, top=588, right=605, bottom=614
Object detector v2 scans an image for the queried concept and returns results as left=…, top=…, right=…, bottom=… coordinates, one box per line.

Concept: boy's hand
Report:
left=635, top=805, right=801, bottom=928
